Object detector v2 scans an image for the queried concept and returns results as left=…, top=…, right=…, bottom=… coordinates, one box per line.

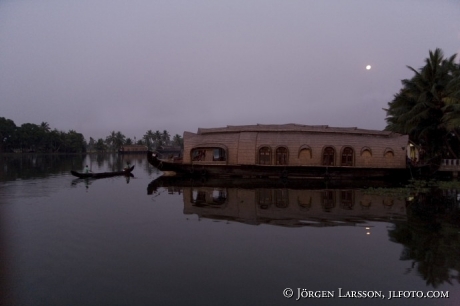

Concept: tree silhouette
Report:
left=385, top=48, right=460, bottom=159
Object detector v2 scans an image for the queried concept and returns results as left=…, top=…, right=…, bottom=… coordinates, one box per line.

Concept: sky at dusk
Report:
left=1, top=0, right=459, bottom=141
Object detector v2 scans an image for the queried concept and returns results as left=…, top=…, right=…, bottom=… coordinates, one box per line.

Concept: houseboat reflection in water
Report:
left=148, top=177, right=407, bottom=227
left=185, top=188, right=406, bottom=227
left=148, top=177, right=460, bottom=287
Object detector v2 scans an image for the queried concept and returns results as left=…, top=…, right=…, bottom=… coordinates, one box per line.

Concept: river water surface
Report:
left=1, top=154, right=459, bottom=306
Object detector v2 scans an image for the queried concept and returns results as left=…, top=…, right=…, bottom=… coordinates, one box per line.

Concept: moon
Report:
left=366, top=65, right=372, bottom=70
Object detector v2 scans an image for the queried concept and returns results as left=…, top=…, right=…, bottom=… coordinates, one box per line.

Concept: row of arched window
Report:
left=257, top=146, right=395, bottom=166
left=259, top=190, right=395, bottom=211
left=259, top=147, right=289, bottom=165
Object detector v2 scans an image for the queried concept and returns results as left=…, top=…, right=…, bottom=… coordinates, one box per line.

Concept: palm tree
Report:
left=40, top=122, right=50, bottom=132
left=105, top=131, right=117, bottom=151
left=154, top=130, right=162, bottom=147
left=385, top=48, right=460, bottom=159
left=87, top=137, right=96, bottom=152
left=143, top=130, right=155, bottom=149
left=440, top=61, right=460, bottom=132
left=114, top=131, right=126, bottom=151
left=95, top=138, right=107, bottom=152
left=172, top=134, right=183, bottom=148
left=161, top=130, right=170, bottom=145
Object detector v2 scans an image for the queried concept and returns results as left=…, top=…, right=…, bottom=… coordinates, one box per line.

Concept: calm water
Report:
left=1, top=154, right=459, bottom=306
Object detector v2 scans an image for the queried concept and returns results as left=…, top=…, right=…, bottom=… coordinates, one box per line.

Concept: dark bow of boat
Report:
left=70, top=165, right=135, bottom=178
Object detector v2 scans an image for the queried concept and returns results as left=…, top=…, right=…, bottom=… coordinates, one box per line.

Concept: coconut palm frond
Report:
left=385, top=48, right=460, bottom=158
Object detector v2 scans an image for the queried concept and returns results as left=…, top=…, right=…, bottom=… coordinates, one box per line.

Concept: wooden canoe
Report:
left=70, top=165, right=135, bottom=178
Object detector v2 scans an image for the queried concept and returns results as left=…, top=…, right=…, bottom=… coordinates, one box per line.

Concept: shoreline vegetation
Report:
left=0, top=117, right=183, bottom=154
left=364, top=180, right=460, bottom=196
left=384, top=48, right=460, bottom=164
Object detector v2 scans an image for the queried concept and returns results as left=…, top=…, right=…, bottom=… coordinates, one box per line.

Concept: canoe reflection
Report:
left=148, top=177, right=407, bottom=226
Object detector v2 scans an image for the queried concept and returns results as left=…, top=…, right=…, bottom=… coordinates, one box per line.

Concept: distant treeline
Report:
left=88, top=130, right=183, bottom=153
left=0, top=118, right=86, bottom=153
left=0, top=117, right=183, bottom=153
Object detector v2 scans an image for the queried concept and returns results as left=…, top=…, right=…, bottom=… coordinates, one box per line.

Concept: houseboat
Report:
left=119, top=144, right=148, bottom=154
left=147, top=124, right=412, bottom=180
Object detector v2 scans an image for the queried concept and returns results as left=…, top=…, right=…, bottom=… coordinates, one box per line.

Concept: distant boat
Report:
left=70, top=165, right=135, bottom=178
left=118, top=145, right=148, bottom=154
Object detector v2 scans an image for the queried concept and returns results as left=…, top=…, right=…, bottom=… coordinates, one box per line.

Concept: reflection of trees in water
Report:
left=388, top=190, right=460, bottom=288
left=0, top=154, right=86, bottom=181
left=87, top=153, right=149, bottom=172
left=0, top=153, right=153, bottom=182
left=95, top=154, right=105, bottom=168
left=143, top=159, right=158, bottom=176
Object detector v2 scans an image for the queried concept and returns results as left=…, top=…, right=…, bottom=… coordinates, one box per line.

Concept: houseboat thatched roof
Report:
left=196, top=124, right=399, bottom=137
